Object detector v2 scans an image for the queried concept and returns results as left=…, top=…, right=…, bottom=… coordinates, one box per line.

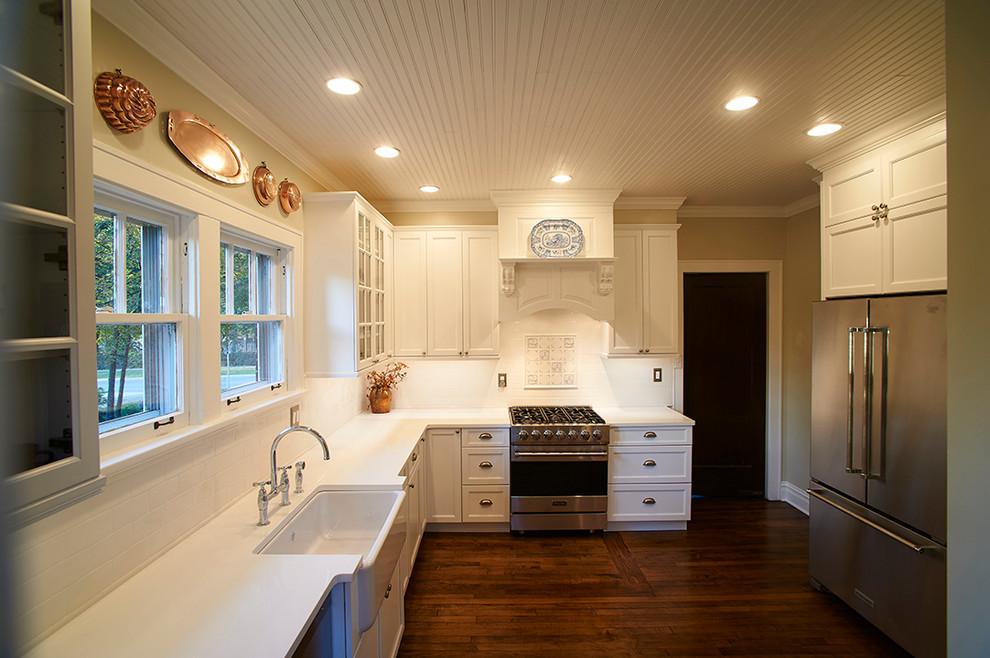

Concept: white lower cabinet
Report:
left=425, top=427, right=510, bottom=525
left=402, top=436, right=426, bottom=591
left=377, top=559, right=404, bottom=658
left=607, top=424, right=693, bottom=527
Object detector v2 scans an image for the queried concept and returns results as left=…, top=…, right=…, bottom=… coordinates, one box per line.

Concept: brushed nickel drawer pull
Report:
left=479, top=432, right=493, bottom=440
left=479, top=461, right=494, bottom=469
left=480, top=498, right=494, bottom=506
left=643, top=459, right=657, bottom=467
left=644, top=431, right=657, bottom=438
left=643, top=497, right=656, bottom=505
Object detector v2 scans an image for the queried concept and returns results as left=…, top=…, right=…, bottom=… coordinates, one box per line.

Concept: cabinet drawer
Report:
left=461, top=427, right=509, bottom=447
left=608, top=484, right=691, bottom=521
left=610, top=445, right=691, bottom=483
left=462, top=486, right=509, bottom=521
left=613, top=426, right=691, bottom=445
left=461, top=448, right=509, bottom=484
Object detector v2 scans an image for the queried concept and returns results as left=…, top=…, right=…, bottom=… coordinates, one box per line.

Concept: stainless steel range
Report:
left=509, top=405, right=610, bottom=532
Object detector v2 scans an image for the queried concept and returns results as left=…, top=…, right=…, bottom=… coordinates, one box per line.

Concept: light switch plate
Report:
left=653, top=368, right=662, bottom=383
left=498, top=373, right=507, bottom=388
left=290, top=405, right=300, bottom=426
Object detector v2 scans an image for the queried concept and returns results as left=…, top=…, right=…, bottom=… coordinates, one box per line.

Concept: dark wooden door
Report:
left=683, top=272, right=767, bottom=497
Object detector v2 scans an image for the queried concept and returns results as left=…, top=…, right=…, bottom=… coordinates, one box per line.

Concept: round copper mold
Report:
left=253, top=162, right=277, bottom=206
left=278, top=179, right=302, bottom=213
left=94, top=69, right=157, bottom=134
left=166, top=110, right=250, bottom=185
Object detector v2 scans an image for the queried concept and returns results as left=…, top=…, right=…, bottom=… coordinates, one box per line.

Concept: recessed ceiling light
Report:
left=375, top=146, right=400, bottom=158
left=419, top=185, right=439, bottom=193
left=326, top=78, right=362, bottom=95
left=551, top=174, right=572, bottom=183
left=807, top=123, right=843, bottom=136
left=725, top=96, right=759, bottom=111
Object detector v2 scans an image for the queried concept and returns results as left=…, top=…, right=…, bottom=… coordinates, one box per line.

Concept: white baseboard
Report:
left=780, top=481, right=809, bottom=515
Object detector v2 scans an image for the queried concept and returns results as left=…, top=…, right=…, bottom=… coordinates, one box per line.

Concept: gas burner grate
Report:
left=509, top=405, right=606, bottom=425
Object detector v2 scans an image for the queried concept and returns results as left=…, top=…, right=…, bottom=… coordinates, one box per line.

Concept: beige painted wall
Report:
left=677, top=216, right=788, bottom=260
left=946, top=1, right=990, bottom=653
left=781, top=207, right=820, bottom=490
left=614, top=208, right=679, bottom=224
left=91, top=13, right=329, bottom=232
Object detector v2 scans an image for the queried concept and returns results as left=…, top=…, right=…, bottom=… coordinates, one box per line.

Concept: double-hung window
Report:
left=94, top=188, right=184, bottom=436
left=219, top=232, right=285, bottom=402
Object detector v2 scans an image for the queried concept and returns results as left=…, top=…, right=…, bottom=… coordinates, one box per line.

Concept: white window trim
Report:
left=92, top=142, right=304, bottom=471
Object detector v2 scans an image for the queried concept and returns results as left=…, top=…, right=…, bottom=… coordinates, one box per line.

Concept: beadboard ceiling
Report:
left=94, top=0, right=945, bottom=212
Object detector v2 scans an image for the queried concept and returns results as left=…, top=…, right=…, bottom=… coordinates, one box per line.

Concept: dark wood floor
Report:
left=399, top=499, right=909, bottom=657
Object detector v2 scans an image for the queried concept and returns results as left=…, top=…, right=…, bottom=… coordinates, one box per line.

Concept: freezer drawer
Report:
left=809, top=491, right=945, bottom=658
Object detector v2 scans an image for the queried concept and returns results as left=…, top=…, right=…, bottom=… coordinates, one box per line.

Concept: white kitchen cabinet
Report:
left=392, top=228, right=498, bottom=358
left=424, top=428, right=462, bottom=522
left=461, top=447, right=509, bottom=484
left=818, top=120, right=946, bottom=298
left=303, top=192, right=394, bottom=377
left=461, top=486, right=510, bottom=522
left=377, top=559, right=404, bottom=658
left=608, top=424, right=693, bottom=528
left=607, top=226, right=680, bottom=355
left=401, top=436, right=426, bottom=591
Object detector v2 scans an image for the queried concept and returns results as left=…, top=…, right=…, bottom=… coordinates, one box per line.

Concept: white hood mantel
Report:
left=492, top=189, right=621, bottom=322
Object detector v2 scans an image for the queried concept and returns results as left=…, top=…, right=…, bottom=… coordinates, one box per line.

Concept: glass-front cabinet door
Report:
left=1, top=0, right=101, bottom=518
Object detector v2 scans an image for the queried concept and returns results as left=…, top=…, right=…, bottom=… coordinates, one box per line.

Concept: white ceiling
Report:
left=95, top=0, right=945, bottom=211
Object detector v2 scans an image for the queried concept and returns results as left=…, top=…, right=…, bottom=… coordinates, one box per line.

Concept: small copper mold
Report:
left=253, top=162, right=277, bottom=206
left=94, top=69, right=157, bottom=134
left=166, top=110, right=249, bottom=184
left=278, top=179, right=302, bottom=213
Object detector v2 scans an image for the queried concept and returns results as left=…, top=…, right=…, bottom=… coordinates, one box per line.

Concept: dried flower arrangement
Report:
left=367, top=361, right=408, bottom=392
left=366, top=362, right=408, bottom=413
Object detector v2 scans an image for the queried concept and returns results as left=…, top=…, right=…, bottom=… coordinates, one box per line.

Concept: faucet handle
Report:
left=252, top=480, right=272, bottom=489
left=294, top=461, right=306, bottom=493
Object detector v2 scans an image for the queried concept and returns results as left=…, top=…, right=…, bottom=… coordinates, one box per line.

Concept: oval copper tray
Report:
left=166, top=110, right=249, bottom=184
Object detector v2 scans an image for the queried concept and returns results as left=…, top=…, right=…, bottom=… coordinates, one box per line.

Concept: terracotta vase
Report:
left=369, top=388, right=392, bottom=413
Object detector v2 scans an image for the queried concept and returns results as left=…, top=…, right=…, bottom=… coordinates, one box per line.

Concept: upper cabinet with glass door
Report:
left=303, top=192, right=393, bottom=377
left=1, top=0, right=100, bottom=519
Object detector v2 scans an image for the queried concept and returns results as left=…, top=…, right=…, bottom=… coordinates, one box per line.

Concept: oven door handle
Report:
left=512, top=450, right=609, bottom=461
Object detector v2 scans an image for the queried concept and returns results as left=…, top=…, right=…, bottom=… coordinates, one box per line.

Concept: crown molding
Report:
left=93, top=0, right=348, bottom=194
left=368, top=199, right=497, bottom=213
left=677, top=194, right=820, bottom=219
left=806, top=96, right=946, bottom=172
left=613, top=196, right=687, bottom=210
left=490, top=189, right=623, bottom=208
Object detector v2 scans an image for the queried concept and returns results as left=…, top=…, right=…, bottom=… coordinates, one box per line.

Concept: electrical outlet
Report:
left=290, top=404, right=300, bottom=426
left=653, top=368, right=662, bottom=383
left=498, top=373, right=508, bottom=388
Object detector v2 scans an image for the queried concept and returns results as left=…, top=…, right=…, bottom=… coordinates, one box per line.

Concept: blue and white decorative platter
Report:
left=530, top=218, right=584, bottom=258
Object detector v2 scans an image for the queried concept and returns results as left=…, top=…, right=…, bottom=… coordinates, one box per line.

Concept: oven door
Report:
left=510, top=449, right=608, bottom=530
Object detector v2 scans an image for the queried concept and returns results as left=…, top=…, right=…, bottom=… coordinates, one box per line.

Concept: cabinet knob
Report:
left=479, top=461, right=494, bottom=469
left=408, top=483, right=415, bottom=489
left=638, top=349, right=644, bottom=353
left=411, top=452, right=418, bottom=462
left=644, top=348, right=650, bottom=353
left=643, top=459, right=657, bottom=467
left=422, top=351, right=427, bottom=356
left=480, top=499, right=494, bottom=506
left=384, top=583, right=392, bottom=599
left=644, top=431, right=657, bottom=438
left=643, top=497, right=656, bottom=505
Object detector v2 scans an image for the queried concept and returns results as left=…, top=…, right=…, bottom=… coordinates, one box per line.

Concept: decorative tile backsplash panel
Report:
left=525, top=335, right=577, bottom=388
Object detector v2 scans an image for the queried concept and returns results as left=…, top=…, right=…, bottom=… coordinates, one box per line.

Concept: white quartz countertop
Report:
left=27, top=405, right=691, bottom=658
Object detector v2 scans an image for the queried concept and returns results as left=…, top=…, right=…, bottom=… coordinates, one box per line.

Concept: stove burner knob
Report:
left=579, top=429, right=591, bottom=440
left=568, top=430, right=578, bottom=439
left=518, top=430, right=529, bottom=440
left=555, top=430, right=566, bottom=440
left=592, top=429, right=603, bottom=440
left=543, top=429, right=553, bottom=439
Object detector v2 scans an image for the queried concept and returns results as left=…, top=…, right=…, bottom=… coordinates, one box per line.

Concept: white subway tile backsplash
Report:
left=14, top=380, right=365, bottom=652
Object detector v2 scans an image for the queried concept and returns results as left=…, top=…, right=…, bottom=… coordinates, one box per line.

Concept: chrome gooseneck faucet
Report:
left=253, top=425, right=330, bottom=526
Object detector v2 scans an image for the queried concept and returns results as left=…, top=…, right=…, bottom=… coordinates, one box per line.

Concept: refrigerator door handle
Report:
left=847, top=328, right=867, bottom=475
left=807, top=489, right=937, bottom=554
left=865, top=327, right=889, bottom=480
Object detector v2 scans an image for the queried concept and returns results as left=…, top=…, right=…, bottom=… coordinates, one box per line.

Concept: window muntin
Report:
left=94, top=190, right=183, bottom=435
left=219, top=233, right=285, bottom=398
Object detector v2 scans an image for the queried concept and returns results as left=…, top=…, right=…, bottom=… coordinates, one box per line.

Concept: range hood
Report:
left=492, top=189, right=621, bottom=322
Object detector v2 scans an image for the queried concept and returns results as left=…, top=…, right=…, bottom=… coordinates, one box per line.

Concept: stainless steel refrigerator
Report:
left=809, top=294, right=946, bottom=658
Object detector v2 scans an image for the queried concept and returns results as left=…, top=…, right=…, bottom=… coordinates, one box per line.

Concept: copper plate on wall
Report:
left=94, top=69, right=157, bottom=134
left=253, top=162, right=277, bottom=206
left=278, top=179, right=302, bottom=213
left=166, top=110, right=249, bottom=184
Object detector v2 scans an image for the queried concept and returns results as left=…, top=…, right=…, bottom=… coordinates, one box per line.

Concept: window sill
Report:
left=99, top=390, right=306, bottom=478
